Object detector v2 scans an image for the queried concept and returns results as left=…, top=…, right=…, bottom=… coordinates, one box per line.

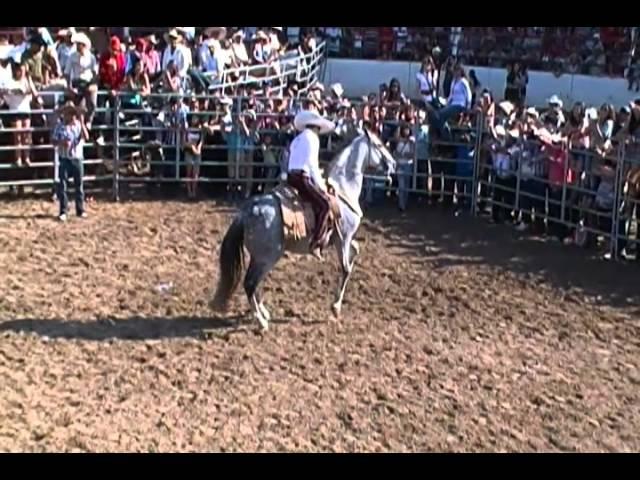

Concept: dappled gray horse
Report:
left=210, top=129, right=396, bottom=330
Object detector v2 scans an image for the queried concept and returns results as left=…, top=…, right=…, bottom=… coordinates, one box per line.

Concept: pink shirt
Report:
left=544, top=144, right=573, bottom=187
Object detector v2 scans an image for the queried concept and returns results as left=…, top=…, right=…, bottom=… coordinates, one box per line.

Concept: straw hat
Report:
left=164, top=28, right=181, bottom=43
left=71, top=32, right=91, bottom=48
left=294, top=110, right=335, bottom=135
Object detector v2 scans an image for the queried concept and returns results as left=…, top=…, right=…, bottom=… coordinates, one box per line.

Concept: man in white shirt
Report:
left=161, top=29, right=190, bottom=78
left=286, top=110, right=336, bottom=258
left=65, top=32, right=98, bottom=127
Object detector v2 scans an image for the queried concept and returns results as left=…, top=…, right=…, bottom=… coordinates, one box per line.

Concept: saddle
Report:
left=273, top=183, right=341, bottom=244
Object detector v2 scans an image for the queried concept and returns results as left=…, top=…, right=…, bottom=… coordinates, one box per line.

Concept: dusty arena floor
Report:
left=1, top=196, right=640, bottom=452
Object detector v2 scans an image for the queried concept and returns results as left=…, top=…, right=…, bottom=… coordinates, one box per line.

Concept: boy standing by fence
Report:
left=52, top=102, right=89, bottom=222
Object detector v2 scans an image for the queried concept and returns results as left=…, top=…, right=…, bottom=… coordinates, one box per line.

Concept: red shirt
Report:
left=99, top=51, right=126, bottom=90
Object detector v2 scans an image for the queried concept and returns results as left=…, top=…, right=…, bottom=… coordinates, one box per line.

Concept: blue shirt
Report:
left=52, top=120, right=83, bottom=160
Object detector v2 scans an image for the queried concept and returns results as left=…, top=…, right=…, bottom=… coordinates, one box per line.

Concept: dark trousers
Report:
left=430, top=159, right=455, bottom=206
left=58, top=157, right=84, bottom=216
left=548, top=187, right=569, bottom=240
left=287, top=171, right=330, bottom=247
left=492, top=175, right=515, bottom=223
left=519, top=178, right=546, bottom=230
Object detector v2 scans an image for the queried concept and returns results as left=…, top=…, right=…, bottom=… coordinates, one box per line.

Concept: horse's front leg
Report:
left=332, top=235, right=359, bottom=318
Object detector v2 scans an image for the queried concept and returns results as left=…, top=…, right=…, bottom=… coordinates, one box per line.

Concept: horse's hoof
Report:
left=331, top=303, right=342, bottom=318
left=254, top=313, right=269, bottom=331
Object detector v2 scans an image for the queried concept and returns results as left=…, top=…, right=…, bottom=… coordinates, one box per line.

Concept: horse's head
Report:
left=363, top=128, right=396, bottom=184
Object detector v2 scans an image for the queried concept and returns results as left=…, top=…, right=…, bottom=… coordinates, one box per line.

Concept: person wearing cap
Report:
left=143, top=35, right=161, bottom=79
left=65, top=32, right=98, bottom=128
left=21, top=33, right=57, bottom=87
left=52, top=102, right=89, bottom=222
left=612, top=105, right=631, bottom=139
left=286, top=110, right=336, bottom=258
left=98, top=36, right=126, bottom=93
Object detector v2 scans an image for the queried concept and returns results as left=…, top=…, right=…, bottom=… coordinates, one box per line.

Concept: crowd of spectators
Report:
left=1, top=27, right=639, bottom=259
left=319, top=27, right=639, bottom=79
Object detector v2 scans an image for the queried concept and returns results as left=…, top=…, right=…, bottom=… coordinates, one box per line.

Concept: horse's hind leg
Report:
left=244, top=260, right=272, bottom=331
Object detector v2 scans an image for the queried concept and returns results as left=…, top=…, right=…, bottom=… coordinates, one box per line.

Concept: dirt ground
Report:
left=1, top=196, right=639, bottom=452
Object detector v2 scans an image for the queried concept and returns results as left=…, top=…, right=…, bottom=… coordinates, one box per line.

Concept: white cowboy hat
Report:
left=498, top=101, right=515, bottom=116
left=525, top=107, right=539, bottom=118
left=270, top=27, right=283, bottom=32
left=330, top=82, right=344, bottom=97
left=547, top=94, right=563, bottom=108
left=294, top=110, right=335, bottom=135
left=71, top=32, right=91, bottom=48
left=232, top=30, right=245, bottom=39
left=164, top=28, right=182, bottom=43
left=146, top=34, right=158, bottom=45
left=219, top=97, right=233, bottom=106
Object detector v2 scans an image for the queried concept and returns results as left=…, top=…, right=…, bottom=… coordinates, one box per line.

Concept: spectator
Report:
left=161, top=29, right=190, bottom=78
left=268, top=27, right=284, bottom=55
left=55, top=29, right=76, bottom=76
left=252, top=31, right=274, bottom=65
left=52, top=102, right=89, bottom=221
left=3, top=60, right=38, bottom=167
left=230, top=30, right=249, bottom=67
left=125, top=37, right=147, bottom=76
left=539, top=95, right=565, bottom=132
left=490, top=126, right=518, bottom=224
left=257, top=132, right=280, bottom=191
left=541, top=133, right=574, bottom=242
left=223, top=108, right=259, bottom=199
left=161, top=60, right=182, bottom=94
left=441, top=56, right=455, bottom=98
left=468, top=69, right=481, bottom=107
left=562, top=102, right=591, bottom=197
left=612, top=105, right=631, bottom=138
left=454, top=113, right=475, bottom=212
left=65, top=32, right=98, bottom=128
left=515, top=124, right=547, bottom=233
left=144, top=35, right=162, bottom=80
left=393, top=122, right=415, bottom=211
left=416, top=56, right=439, bottom=110
left=98, top=36, right=126, bottom=94
left=183, top=112, right=203, bottom=199
left=323, top=27, right=343, bottom=57
left=201, top=39, right=225, bottom=87
left=123, top=58, right=150, bottom=108
left=504, top=62, right=526, bottom=105
left=21, top=33, right=57, bottom=87
left=431, top=64, right=472, bottom=139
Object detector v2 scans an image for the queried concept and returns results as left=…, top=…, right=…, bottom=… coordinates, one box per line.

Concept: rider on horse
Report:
left=287, top=110, right=336, bottom=259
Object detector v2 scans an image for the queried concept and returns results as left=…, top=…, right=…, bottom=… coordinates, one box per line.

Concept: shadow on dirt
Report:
left=365, top=205, right=640, bottom=311
left=0, top=314, right=324, bottom=341
left=0, top=314, right=246, bottom=341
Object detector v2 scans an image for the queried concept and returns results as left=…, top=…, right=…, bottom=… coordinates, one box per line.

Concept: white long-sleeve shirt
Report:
left=161, top=45, right=191, bottom=77
left=448, top=77, right=472, bottom=109
left=287, top=128, right=325, bottom=190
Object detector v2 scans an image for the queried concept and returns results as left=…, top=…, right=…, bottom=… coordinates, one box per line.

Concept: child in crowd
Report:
left=183, top=113, right=203, bottom=199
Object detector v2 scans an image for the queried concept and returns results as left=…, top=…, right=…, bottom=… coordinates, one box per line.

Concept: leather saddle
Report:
left=272, top=183, right=341, bottom=244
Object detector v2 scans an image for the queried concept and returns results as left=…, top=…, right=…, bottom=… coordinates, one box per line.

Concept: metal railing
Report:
left=0, top=42, right=326, bottom=195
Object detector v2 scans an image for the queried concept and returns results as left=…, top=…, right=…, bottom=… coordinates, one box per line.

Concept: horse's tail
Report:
left=211, top=215, right=245, bottom=312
